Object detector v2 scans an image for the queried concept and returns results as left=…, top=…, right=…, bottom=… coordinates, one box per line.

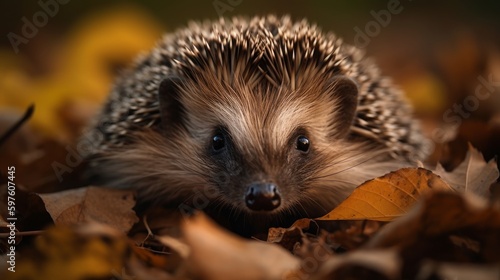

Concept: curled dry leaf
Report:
left=317, top=168, right=453, bottom=222
left=433, top=144, right=499, bottom=198
left=326, top=220, right=386, bottom=251
left=367, top=191, right=500, bottom=257
left=366, top=191, right=500, bottom=277
left=304, top=191, right=500, bottom=280
left=39, top=186, right=138, bottom=233
left=158, top=212, right=300, bottom=280
left=267, top=218, right=312, bottom=252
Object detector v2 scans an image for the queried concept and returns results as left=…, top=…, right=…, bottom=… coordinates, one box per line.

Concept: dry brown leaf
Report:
left=434, top=144, right=499, bottom=197
left=267, top=218, right=312, bottom=252
left=366, top=191, right=500, bottom=277
left=307, top=191, right=500, bottom=279
left=326, top=220, right=386, bottom=251
left=39, top=186, right=138, bottom=233
left=367, top=191, right=500, bottom=254
left=317, top=168, right=453, bottom=222
left=158, top=213, right=300, bottom=280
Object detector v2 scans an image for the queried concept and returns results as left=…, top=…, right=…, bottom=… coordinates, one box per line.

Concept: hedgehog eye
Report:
left=296, top=135, right=310, bottom=152
left=212, top=133, right=226, bottom=151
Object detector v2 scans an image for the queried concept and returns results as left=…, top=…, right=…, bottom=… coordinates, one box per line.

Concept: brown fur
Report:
left=94, top=72, right=412, bottom=234
left=84, top=16, right=428, bottom=235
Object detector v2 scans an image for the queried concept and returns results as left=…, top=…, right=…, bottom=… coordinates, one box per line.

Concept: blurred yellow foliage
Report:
left=401, top=73, right=447, bottom=116
left=0, top=6, right=163, bottom=141
left=5, top=226, right=128, bottom=280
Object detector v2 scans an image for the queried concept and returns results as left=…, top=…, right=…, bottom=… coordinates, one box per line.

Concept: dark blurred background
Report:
left=1, top=0, right=500, bottom=189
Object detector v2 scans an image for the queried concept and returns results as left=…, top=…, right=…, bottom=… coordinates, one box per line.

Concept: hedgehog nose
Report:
left=245, top=183, right=281, bottom=211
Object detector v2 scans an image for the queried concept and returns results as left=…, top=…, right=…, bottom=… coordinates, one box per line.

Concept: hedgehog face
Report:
left=157, top=73, right=359, bottom=216
left=86, top=15, right=430, bottom=235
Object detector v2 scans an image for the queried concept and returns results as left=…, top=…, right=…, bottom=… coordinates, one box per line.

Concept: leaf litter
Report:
left=1, top=90, right=499, bottom=280
left=1, top=142, right=499, bottom=279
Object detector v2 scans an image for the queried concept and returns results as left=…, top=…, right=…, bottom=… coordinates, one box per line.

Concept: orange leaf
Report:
left=317, top=168, right=453, bottom=221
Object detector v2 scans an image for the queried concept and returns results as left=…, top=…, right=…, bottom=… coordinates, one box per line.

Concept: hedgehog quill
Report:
left=82, top=15, right=430, bottom=235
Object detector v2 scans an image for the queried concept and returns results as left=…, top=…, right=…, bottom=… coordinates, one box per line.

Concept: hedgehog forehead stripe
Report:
left=88, top=15, right=429, bottom=161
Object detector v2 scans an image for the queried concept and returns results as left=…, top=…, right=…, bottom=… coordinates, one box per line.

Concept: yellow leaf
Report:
left=317, top=168, right=453, bottom=222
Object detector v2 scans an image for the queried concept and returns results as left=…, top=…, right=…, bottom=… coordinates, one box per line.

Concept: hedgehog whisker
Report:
left=298, top=195, right=330, bottom=214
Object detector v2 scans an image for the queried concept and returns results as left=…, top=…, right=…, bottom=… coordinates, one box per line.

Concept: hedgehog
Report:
left=81, top=15, right=430, bottom=235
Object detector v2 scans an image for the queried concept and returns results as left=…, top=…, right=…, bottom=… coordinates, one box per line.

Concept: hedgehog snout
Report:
left=244, top=182, right=281, bottom=211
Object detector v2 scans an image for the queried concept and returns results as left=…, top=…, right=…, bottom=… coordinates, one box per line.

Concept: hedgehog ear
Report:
left=326, top=75, right=359, bottom=138
left=158, top=76, right=185, bottom=129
